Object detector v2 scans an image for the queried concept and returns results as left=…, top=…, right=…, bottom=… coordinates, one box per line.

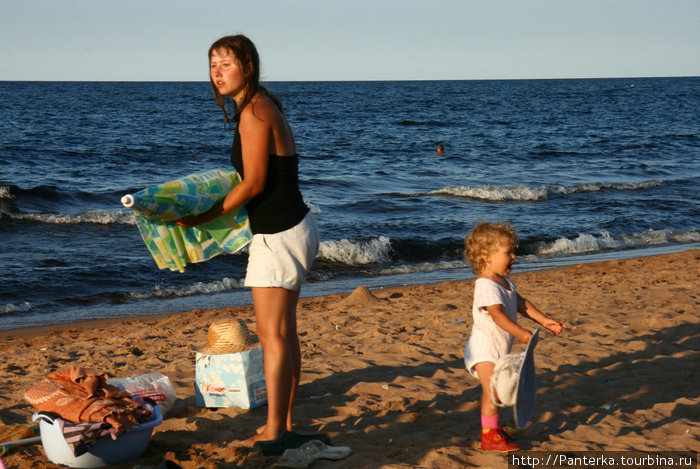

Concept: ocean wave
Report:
left=531, top=229, right=700, bottom=255
left=379, top=259, right=467, bottom=276
left=7, top=203, right=318, bottom=226
left=427, top=185, right=547, bottom=201
left=0, top=184, right=121, bottom=213
left=0, top=186, right=14, bottom=199
left=129, top=277, right=244, bottom=300
left=317, top=236, right=393, bottom=265
left=550, top=180, right=662, bottom=195
left=0, top=301, right=33, bottom=315
left=422, top=179, right=662, bottom=202
left=11, top=210, right=135, bottom=225
left=618, top=229, right=700, bottom=246
left=305, top=199, right=323, bottom=215
left=0, top=183, right=74, bottom=201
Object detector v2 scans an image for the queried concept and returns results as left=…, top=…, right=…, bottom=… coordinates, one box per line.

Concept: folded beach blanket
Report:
left=122, top=169, right=252, bottom=272
left=24, top=367, right=151, bottom=435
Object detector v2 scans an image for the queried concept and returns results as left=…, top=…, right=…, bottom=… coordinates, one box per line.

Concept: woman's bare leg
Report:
left=284, top=288, right=301, bottom=431
left=244, top=286, right=300, bottom=444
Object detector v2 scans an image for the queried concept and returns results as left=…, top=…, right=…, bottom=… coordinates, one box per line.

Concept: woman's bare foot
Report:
left=242, top=428, right=282, bottom=446
left=253, top=423, right=293, bottom=438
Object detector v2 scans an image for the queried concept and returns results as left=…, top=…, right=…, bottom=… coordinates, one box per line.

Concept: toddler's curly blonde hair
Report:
left=464, top=222, right=518, bottom=274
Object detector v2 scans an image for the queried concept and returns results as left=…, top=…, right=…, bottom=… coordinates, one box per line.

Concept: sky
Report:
left=1, top=0, right=698, bottom=81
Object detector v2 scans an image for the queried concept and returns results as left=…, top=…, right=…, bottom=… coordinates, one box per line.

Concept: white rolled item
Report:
left=121, top=194, right=135, bottom=208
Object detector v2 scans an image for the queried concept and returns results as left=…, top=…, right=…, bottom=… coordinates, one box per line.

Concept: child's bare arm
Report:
left=517, top=294, right=566, bottom=335
left=484, top=304, right=532, bottom=344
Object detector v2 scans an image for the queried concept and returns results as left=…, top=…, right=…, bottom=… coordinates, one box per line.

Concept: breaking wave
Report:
left=129, top=277, right=245, bottom=300
left=0, top=301, right=33, bottom=315
left=318, top=236, right=393, bottom=265
left=9, top=210, right=135, bottom=225
left=421, top=179, right=662, bottom=202
left=428, top=185, right=547, bottom=201
left=530, top=229, right=700, bottom=255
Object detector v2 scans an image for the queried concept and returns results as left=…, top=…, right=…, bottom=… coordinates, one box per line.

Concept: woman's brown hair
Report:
left=208, top=34, right=283, bottom=124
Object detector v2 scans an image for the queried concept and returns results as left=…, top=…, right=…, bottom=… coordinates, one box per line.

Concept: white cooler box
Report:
left=195, top=346, right=267, bottom=409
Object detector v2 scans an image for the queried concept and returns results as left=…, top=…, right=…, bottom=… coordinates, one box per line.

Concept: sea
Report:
left=1, top=78, right=698, bottom=330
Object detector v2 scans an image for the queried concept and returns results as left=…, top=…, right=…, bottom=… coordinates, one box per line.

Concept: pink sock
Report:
left=481, top=414, right=499, bottom=430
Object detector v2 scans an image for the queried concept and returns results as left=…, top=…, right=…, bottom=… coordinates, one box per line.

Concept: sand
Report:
left=0, top=250, right=698, bottom=468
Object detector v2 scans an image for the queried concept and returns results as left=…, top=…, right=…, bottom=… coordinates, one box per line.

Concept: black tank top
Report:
left=230, top=127, right=309, bottom=234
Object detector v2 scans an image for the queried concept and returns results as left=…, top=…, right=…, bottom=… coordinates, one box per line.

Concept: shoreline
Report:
left=1, top=249, right=698, bottom=468
left=2, top=242, right=698, bottom=333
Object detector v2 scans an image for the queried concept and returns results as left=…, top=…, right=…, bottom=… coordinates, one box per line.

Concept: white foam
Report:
left=12, top=210, right=135, bottom=225
left=129, top=277, right=244, bottom=300
left=0, top=186, right=13, bottom=199
left=424, top=179, right=662, bottom=202
left=619, top=228, right=700, bottom=246
left=551, top=180, right=662, bottom=195
left=379, top=259, right=467, bottom=275
left=318, top=236, right=392, bottom=265
left=534, top=229, right=700, bottom=255
left=537, top=231, right=621, bottom=255
left=304, top=199, right=323, bottom=215
left=0, top=301, right=33, bottom=315
left=428, top=185, right=547, bottom=201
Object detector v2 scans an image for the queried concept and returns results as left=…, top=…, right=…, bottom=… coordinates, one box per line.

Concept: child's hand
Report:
left=518, top=329, right=533, bottom=344
left=542, top=317, right=567, bottom=336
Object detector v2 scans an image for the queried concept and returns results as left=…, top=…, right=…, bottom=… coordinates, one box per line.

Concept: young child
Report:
left=463, top=222, right=566, bottom=452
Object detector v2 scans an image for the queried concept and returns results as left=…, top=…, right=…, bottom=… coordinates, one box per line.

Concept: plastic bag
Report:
left=107, top=372, right=176, bottom=416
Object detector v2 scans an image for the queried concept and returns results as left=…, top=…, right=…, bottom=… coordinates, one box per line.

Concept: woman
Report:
left=177, top=35, right=320, bottom=449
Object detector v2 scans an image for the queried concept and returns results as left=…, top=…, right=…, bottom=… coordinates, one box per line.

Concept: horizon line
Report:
left=1, top=75, right=698, bottom=84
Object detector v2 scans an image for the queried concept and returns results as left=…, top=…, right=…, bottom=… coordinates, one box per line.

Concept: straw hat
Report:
left=197, top=318, right=259, bottom=355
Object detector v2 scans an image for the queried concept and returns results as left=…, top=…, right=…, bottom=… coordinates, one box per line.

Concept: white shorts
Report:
left=244, top=212, right=319, bottom=290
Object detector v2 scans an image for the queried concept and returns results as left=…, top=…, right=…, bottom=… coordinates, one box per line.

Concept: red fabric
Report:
left=25, top=367, right=151, bottom=434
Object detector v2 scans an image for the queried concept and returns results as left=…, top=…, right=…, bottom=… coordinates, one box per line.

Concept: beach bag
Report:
left=490, top=352, right=524, bottom=407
